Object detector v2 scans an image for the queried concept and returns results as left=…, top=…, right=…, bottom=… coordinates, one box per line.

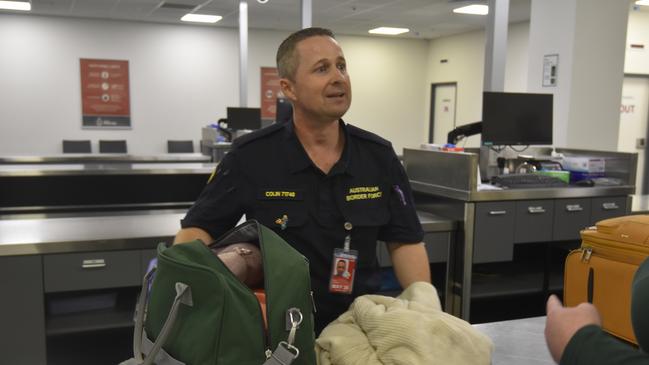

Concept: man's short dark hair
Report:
left=276, top=27, right=336, bottom=81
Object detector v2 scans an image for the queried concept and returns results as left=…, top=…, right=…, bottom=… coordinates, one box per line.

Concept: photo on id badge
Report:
left=329, top=248, right=357, bottom=294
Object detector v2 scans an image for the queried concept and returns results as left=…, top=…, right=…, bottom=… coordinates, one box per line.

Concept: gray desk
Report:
left=404, top=148, right=637, bottom=320
left=474, top=316, right=554, bottom=365
left=0, top=209, right=453, bottom=364
left=0, top=210, right=184, bottom=365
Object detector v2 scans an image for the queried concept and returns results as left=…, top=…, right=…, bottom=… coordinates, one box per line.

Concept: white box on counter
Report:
left=561, top=156, right=606, bottom=173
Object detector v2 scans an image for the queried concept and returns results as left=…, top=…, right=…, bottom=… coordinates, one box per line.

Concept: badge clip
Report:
left=275, top=214, right=289, bottom=230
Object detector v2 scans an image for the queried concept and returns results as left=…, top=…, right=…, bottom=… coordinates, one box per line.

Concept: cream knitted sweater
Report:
left=315, top=282, right=493, bottom=365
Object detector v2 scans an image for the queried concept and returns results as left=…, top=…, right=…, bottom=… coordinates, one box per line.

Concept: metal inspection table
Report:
left=474, top=316, right=554, bottom=365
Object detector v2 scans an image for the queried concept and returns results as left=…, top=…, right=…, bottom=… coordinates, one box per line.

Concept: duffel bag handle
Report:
left=129, top=268, right=193, bottom=365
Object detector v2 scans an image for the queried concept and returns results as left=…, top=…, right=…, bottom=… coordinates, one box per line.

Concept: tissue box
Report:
left=562, top=157, right=605, bottom=173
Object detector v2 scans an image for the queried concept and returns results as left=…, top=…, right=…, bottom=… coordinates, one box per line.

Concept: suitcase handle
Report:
left=131, top=267, right=193, bottom=365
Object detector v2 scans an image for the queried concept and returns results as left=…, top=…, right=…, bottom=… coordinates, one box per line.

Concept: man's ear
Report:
left=279, top=78, right=297, bottom=102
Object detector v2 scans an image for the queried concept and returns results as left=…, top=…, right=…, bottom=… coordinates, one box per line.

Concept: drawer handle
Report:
left=82, top=259, right=106, bottom=269
left=602, top=202, right=619, bottom=210
left=489, top=210, right=507, bottom=216
left=565, top=204, right=583, bottom=212
left=528, top=206, right=546, bottom=214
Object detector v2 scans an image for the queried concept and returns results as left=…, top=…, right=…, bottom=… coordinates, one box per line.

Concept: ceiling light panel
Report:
left=0, top=0, right=31, bottom=11
left=453, top=4, right=489, bottom=15
left=181, top=13, right=222, bottom=23
left=368, top=27, right=409, bottom=35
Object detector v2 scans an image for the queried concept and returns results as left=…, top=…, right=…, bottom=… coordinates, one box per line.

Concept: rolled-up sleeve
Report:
left=377, top=153, right=424, bottom=244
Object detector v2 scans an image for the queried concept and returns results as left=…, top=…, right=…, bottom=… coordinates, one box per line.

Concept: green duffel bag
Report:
left=123, top=220, right=316, bottom=365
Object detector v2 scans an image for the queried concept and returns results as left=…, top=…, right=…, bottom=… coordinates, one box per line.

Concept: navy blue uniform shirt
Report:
left=181, top=119, right=424, bottom=333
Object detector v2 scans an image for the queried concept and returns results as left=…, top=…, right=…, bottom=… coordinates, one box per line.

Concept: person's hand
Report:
left=544, top=294, right=602, bottom=363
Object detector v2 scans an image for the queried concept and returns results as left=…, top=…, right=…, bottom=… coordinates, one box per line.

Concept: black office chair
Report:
left=167, top=140, right=194, bottom=153
left=99, top=140, right=128, bottom=153
left=62, top=140, right=92, bottom=153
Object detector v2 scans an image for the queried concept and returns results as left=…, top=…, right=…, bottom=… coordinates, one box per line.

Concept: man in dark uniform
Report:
left=174, top=27, right=430, bottom=334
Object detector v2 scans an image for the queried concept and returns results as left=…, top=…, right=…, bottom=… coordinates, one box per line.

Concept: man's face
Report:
left=336, top=260, right=346, bottom=275
left=283, top=36, right=351, bottom=123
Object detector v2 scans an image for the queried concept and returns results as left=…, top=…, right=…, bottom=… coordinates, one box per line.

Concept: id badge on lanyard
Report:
left=329, top=222, right=358, bottom=295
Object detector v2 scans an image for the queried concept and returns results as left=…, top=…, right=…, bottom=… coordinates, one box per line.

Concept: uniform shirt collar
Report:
left=283, top=118, right=353, bottom=176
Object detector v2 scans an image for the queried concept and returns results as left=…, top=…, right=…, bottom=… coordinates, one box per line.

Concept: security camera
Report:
left=257, top=0, right=269, bottom=3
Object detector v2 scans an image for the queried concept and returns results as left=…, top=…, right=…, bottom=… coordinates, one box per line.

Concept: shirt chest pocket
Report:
left=341, top=200, right=390, bottom=268
left=252, top=188, right=308, bottom=231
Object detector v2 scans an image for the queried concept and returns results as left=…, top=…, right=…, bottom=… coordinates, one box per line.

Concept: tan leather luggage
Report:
left=564, top=214, right=649, bottom=344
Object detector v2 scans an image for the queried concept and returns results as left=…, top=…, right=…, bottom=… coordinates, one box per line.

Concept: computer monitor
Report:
left=226, top=107, right=262, bottom=130
left=275, top=97, right=293, bottom=124
left=481, top=92, right=553, bottom=146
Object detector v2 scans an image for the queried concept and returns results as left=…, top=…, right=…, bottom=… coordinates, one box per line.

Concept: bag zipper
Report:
left=578, top=243, right=647, bottom=265
left=257, top=224, right=273, bottom=359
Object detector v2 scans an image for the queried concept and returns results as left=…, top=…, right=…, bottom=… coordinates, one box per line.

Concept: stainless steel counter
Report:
left=473, top=316, right=554, bottom=365
left=411, top=180, right=635, bottom=202
left=0, top=210, right=184, bottom=256
left=0, top=162, right=216, bottom=176
left=417, top=211, right=456, bottom=232
left=0, top=153, right=211, bottom=164
left=0, top=210, right=454, bottom=257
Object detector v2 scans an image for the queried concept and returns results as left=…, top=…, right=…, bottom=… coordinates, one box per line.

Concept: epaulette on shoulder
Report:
left=346, top=124, right=391, bottom=147
left=232, top=123, right=284, bottom=148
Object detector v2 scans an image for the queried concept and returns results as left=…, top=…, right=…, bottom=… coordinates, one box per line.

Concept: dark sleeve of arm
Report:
left=632, top=257, right=649, bottom=353
left=180, top=151, right=245, bottom=240
left=377, top=152, right=424, bottom=244
left=560, top=325, right=649, bottom=365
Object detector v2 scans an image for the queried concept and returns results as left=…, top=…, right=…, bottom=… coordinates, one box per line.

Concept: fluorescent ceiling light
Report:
left=181, top=14, right=222, bottom=23
left=0, top=1, right=31, bottom=11
left=368, top=27, right=409, bottom=35
left=453, top=4, right=489, bottom=15
left=636, top=0, right=649, bottom=5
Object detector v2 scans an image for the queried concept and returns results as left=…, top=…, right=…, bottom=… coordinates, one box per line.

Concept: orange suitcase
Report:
left=564, top=214, right=649, bottom=344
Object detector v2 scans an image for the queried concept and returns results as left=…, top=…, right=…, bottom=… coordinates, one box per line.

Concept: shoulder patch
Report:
left=232, top=123, right=284, bottom=148
left=346, top=124, right=391, bottom=147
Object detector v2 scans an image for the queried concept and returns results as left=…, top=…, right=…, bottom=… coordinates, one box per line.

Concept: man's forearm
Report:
left=173, top=227, right=214, bottom=245
left=387, top=242, right=431, bottom=288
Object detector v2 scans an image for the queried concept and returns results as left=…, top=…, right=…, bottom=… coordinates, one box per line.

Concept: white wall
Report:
left=0, top=14, right=429, bottom=155
left=339, top=35, right=429, bottom=152
left=565, top=0, right=628, bottom=151
left=625, top=8, right=649, bottom=75
left=425, top=22, right=530, bottom=147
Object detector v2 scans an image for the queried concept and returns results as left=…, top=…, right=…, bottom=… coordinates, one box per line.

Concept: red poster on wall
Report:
left=80, top=59, right=131, bottom=128
left=260, top=67, right=282, bottom=120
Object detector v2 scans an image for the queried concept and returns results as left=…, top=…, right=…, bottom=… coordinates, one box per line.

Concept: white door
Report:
left=619, top=77, right=649, bottom=194
left=432, top=84, right=457, bottom=145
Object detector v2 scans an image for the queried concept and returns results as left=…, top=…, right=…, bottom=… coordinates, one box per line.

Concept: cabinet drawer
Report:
left=553, top=198, right=591, bottom=241
left=590, top=196, right=627, bottom=224
left=474, top=201, right=515, bottom=263
left=514, top=200, right=554, bottom=243
left=44, top=250, right=141, bottom=293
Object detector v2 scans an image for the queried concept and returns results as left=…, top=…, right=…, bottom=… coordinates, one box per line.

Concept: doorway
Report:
left=619, top=75, right=649, bottom=194
left=429, top=83, right=457, bottom=144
